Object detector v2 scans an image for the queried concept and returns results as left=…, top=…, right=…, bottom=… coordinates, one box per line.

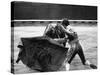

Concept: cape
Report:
left=17, top=36, right=68, bottom=72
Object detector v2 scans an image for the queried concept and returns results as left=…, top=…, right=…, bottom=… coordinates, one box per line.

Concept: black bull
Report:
left=16, top=36, right=68, bottom=72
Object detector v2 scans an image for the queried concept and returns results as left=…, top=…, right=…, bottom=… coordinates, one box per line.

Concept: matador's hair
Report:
left=61, top=18, right=69, bottom=26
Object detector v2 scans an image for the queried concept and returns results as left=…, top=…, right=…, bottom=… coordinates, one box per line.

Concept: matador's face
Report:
left=62, top=24, right=68, bottom=29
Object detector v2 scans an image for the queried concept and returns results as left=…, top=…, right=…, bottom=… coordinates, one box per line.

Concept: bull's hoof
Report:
left=16, top=58, right=20, bottom=63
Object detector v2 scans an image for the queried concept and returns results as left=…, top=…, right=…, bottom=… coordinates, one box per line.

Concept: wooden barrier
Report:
left=11, top=20, right=97, bottom=27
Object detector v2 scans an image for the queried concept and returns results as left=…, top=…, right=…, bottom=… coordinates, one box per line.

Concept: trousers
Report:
left=66, top=41, right=86, bottom=65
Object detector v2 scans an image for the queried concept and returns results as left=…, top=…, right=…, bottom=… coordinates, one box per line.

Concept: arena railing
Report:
left=11, top=19, right=97, bottom=23
left=11, top=20, right=97, bottom=27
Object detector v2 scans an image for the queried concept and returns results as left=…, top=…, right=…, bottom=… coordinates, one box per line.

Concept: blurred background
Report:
left=11, top=1, right=97, bottom=20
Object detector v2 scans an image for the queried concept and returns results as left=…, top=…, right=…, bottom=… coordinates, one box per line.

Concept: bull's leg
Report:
left=16, top=45, right=24, bottom=63
left=16, top=58, right=20, bottom=63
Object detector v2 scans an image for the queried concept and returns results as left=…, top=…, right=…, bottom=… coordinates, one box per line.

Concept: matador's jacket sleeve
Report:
left=43, top=23, right=67, bottom=46
left=57, top=25, right=78, bottom=41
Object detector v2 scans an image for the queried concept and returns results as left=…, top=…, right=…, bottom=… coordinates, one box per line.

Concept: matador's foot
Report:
left=90, top=64, right=97, bottom=69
